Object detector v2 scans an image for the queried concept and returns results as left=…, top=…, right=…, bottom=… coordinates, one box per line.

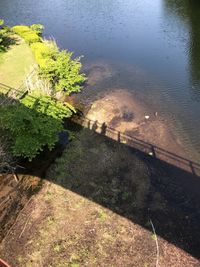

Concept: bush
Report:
left=0, top=19, right=4, bottom=51
left=30, top=24, right=44, bottom=35
left=12, top=25, right=30, bottom=35
left=0, top=91, right=76, bottom=160
left=21, top=93, right=76, bottom=120
left=0, top=19, right=10, bottom=52
left=12, top=25, right=41, bottom=44
left=30, top=42, right=57, bottom=68
left=22, top=31, right=41, bottom=44
left=0, top=102, right=63, bottom=160
left=12, top=23, right=86, bottom=95
left=40, top=50, right=86, bottom=95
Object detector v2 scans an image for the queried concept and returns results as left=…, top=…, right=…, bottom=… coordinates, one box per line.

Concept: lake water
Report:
left=0, top=0, right=200, bottom=160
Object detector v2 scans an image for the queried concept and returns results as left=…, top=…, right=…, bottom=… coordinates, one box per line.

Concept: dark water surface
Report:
left=0, top=0, right=200, bottom=159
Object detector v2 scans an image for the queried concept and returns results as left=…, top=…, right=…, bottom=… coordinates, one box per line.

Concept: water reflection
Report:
left=165, top=0, right=200, bottom=101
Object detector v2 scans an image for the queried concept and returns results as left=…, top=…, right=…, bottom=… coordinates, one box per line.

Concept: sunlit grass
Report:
left=0, top=36, right=35, bottom=88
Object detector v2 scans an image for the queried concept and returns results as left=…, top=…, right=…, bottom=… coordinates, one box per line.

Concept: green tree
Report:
left=0, top=102, right=63, bottom=160
left=0, top=19, right=9, bottom=52
left=21, top=93, right=75, bottom=120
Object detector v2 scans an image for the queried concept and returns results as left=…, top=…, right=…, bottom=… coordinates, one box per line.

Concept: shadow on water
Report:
left=165, top=0, right=200, bottom=100
left=1, top=88, right=200, bottom=261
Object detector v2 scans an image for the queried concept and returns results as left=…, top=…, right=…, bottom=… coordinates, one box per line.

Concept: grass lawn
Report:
left=0, top=35, right=35, bottom=89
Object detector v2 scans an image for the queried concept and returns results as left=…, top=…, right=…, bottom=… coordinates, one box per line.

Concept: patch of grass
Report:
left=69, top=263, right=80, bottom=267
left=53, top=243, right=61, bottom=253
left=47, top=216, right=56, bottom=226
left=98, top=209, right=108, bottom=222
left=44, top=190, right=53, bottom=201
left=0, top=35, right=35, bottom=88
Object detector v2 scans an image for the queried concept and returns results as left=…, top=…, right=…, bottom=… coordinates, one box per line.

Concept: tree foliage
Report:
left=21, top=93, right=76, bottom=120
left=0, top=19, right=10, bottom=52
left=40, top=50, right=86, bottom=94
left=0, top=22, right=86, bottom=161
left=0, top=131, right=15, bottom=172
left=31, top=41, right=86, bottom=95
left=0, top=102, right=63, bottom=160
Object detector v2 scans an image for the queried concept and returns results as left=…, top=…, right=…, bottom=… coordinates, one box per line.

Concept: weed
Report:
left=53, top=244, right=61, bottom=253
left=44, top=190, right=53, bottom=201
left=98, top=209, right=108, bottom=222
left=47, top=216, right=56, bottom=226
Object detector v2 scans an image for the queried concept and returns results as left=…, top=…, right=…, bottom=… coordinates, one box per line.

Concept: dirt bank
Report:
left=1, top=130, right=200, bottom=266
left=0, top=174, right=42, bottom=242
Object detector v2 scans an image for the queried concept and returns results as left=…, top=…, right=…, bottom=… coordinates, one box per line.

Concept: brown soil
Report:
left=0, top=174, right=42, bottom=243
left=0, top=130, right=200, bottom=267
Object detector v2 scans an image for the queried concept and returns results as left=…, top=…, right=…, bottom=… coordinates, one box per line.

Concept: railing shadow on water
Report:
left=73, top=114, right=200, bottom=177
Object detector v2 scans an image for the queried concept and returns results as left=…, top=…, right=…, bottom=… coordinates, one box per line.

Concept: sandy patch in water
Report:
left=85, top=89, right=184, bottom=155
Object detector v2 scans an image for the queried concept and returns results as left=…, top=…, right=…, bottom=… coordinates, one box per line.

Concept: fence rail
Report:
left=0, top=82, right=27, bottom=100
left=73, top=115, right=200, bottom=176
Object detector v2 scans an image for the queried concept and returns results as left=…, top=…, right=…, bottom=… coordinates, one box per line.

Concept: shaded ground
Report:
left=0, top=129, right=200, bottom=267
left=0, top=35, right=35, bottom=88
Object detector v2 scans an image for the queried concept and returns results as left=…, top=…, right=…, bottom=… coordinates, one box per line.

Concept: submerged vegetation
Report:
left=0, top=21, right=86, bottom=163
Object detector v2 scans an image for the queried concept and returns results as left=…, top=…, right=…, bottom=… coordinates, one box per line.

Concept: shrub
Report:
left=0, top=91, right=76, bottom=160
left=40, top=50, right=86, bottom=95
left=30, top=42, right=57, bottom=68
left=12, top=23, right=86, bottom=95
left=30, top=24, right=44, bottom=35
left=12, top=25, right=30, bottom=35
left=0, top=19, right=4, bottom=51
left=21, top=93, right=76, bottom=120
left=0, top=19, right=10, bottom=52
left=0, top=102, right=63, bottom=160
left=12, top=25, right=41, bottom=44
left=22, top=31, right=41, bottom=44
